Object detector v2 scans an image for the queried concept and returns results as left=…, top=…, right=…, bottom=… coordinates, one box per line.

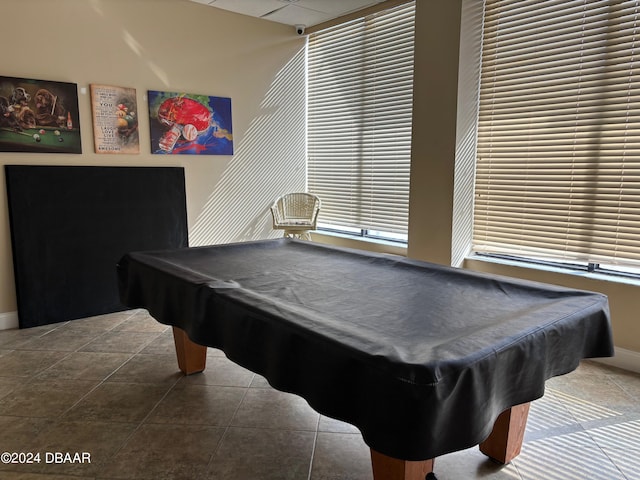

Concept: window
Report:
left=473, top=0, right=640, bottom=272
left=306, top=1, right=415, bottom=243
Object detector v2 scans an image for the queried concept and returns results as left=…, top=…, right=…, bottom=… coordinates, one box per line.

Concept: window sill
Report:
left=311, top=230, right=407, bottom=257
left=465, top=253, right=640, bottom=288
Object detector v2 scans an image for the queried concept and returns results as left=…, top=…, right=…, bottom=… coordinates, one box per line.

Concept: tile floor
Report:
left=0, top=309, right=638, bottom=480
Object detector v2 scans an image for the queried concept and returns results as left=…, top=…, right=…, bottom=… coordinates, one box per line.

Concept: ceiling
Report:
left=189, top=0, right=387, bottom=28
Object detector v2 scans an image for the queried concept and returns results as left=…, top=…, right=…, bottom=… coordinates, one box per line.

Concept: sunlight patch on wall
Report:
left=89, top=0, right=104, bottom=16
left=189, top=47, right=307, bottom=246
left=451, top=0, right=483, bottom=268
left=122, top=30, right=144, bottom=57
left=146, top=61, right=170, bottom=87
left=121, top=29, right=170, bottom=86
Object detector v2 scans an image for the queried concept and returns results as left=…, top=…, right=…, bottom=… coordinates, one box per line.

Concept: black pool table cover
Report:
left=117, top=238, right=613, bottom=461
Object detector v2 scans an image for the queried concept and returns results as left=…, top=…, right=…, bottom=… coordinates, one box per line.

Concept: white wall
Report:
left=0, top=0, right=307, bottom=316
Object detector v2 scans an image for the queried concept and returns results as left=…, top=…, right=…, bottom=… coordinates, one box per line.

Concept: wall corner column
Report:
left=407, top=0, right=463, bottom=265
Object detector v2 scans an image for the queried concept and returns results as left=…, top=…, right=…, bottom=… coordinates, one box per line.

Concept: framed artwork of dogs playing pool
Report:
left=0, top=76, right=82, bottom=153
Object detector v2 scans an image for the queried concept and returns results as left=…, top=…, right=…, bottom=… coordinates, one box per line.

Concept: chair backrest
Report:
left=282, top=193, right=319, bottom=218
left=271, top=192, right=320, bottom=227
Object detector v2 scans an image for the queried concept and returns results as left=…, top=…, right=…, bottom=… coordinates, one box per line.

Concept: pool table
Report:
left=117, top=239, right=613, bottom=479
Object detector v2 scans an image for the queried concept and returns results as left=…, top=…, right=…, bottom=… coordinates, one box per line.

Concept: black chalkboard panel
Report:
left=5, top=165, right=188, bottom=328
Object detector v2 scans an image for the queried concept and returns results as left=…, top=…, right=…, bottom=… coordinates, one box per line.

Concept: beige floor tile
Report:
left=432, top=447, right=521, bottom=480
left=0, top=379, right=98, bottom=418
left=138, top=331, right=175, bottom=355
left=30, top=420, right=138, bottom=477
left=63, top=311, right=131, bottom=332
left=0, top=473, right=95, bottom=479
left=525, top=389, right=580, bottom=433
left=79, top=331, right=161, bottom=354
left=207, top=427, right=315, bottom=480
left=547, top=372, right=638, bottom=415
left=513, top=430, right=629, bottom=480
left=0, top=324, right=61, bottom=348
left=607, top=366, right=640, bottom=403
left=145, top=384, right=245, bottom=426
left=101, top=423, right=224, bottom=480
left=0, top=350, right=70, bottom=378
left=0, top=416, right=56, bottom=454
left=0, top=376, right=22, bottom=399
left=63, top=382, right=171, bottom=423
left=311, top=432, right=372, bottom=480
left=104, top=354, right=183, bottom=385
left=179, top=355, right=255, bottom=387
left=35, top=352, right=132, bottom=381
left=114, top=312, right=170, bottom=333
left=318, top=415, right=361, bottom=434
left=15, top=329, right=102, bottom=352
left=231, top=388, right=320, bottom=431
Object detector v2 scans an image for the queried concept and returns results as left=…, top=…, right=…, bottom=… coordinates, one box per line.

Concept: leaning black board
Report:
left=5, top=165, right=188, bottom=328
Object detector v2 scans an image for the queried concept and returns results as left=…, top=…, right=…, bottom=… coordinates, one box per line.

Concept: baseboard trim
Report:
left=594, top=347, right=640, bottom=374
left=0, top=311, right=19, bottom=330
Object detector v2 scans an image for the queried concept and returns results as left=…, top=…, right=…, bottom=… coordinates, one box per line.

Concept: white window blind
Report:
left=307, top=1, right=415, bottom=235
left=474, top=0, right=640, bottom=267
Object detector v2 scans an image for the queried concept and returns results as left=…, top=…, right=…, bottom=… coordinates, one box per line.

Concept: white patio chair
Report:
left=270, top=193, right=321, bottom=240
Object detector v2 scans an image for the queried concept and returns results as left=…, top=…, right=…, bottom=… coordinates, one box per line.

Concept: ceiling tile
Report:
left=262, top=4, right=332, bottom=26
left=207, top=0, right=285, bottom=19
left=189, top=0, right=390, bottom=26
left=296, top=0, right=385, bottom=15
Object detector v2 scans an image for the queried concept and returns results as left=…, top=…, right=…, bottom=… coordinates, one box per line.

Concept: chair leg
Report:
left=283, top=230, right=312, bottom=240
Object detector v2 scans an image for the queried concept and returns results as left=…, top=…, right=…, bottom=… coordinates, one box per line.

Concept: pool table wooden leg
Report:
left=370, top=449, right=434, bottom=480
left=479, top=402, right=531, bottom=464
left=172, top=326, right=207, bottom=375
